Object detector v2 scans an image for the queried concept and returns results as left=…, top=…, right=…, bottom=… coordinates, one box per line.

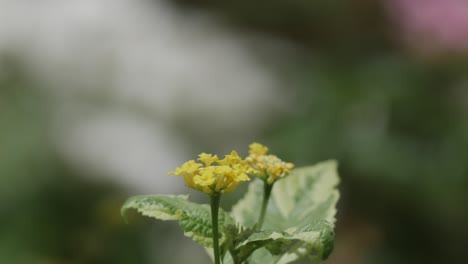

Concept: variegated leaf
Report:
left=121, top=195, right=234, bottom=248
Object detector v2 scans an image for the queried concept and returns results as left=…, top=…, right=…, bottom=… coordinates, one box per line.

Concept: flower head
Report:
left=246, top=142, right=294, bottom=184
left=169, top=151, right=252, bottom=194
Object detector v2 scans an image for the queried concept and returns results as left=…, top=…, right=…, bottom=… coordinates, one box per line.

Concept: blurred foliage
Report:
left=172, top=0, right=390, bottom=53
left=0, top=57, right=52, bottom=202
left=265, top=56, right=468, bottom=263
left=0, top=58, right=152, bottom=264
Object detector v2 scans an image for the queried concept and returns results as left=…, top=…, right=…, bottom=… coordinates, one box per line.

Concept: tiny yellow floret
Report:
left=169, top=150, right=251, bottom=194
left=193, top=170, right=216, bottom=186
left=246, top=142, right=294, bottom=184
left=249, top=142, right=269, bottom=156
left=219, top=150, right=242, bottom=165
left=198, top=153, right=219, bottom=166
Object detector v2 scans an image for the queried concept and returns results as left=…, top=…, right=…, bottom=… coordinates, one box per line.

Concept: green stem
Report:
left=257, top=182, right=273, bottom=230
left=210, top=193, right=221, bottom=264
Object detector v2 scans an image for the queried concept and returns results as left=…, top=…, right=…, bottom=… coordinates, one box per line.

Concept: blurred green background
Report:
left=1, top=0, right=468, bottom=263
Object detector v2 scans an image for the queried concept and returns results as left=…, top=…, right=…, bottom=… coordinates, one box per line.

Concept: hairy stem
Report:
left=210, top=194, right=221, bottom=264
left=257, top=182, right=273, bottom=230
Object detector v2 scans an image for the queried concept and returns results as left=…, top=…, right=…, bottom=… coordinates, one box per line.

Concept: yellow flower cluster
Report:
left=169, top=151, right=252, bottom=194
left=246, top=142, right=294, bottom=184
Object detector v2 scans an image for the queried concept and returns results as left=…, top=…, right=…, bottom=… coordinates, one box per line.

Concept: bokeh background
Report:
left=1, top=0, right=468, bottom=263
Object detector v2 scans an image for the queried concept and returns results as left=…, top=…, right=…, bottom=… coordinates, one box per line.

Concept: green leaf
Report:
left=237, top=220, right=334, bottom=262
left=231, top=160, right=340, bottom=263
left=121, top=195, right=235, bottom=248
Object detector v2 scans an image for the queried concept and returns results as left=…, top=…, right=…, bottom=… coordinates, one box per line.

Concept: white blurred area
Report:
left=0, top=0, right=289, bottom=194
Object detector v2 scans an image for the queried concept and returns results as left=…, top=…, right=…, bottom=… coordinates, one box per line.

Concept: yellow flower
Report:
left=249, top=142, right=269, bottom=156
left=168, top=160, right=202, bottom=187
left=169, top=151, right=251, bottom=194
left=246, top=142, right=294, bottom=184
left=198, top=153, right=219, bottom=166
left=193, top=170, right=216, bottom=186
left=218, top=150, right=242, bottom=165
